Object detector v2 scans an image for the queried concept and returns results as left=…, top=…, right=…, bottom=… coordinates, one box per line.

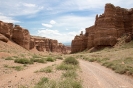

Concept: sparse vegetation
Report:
left=57, top=56, right=79, bottom=70
left=59, top=78, right=82, bottom=88
left=32, top=54, right=42, bottom=58
left=82, top=56, right=110, bottom=63
left=63, top=57, right=79, bottom=65
left=34, top=77, right=82, bottom=88
left=14, top=58, right=33, bottom=64
left=57, top=63, right=77, bottom=70
left=38, top=66, right=53, bottom=73
left=11, top=66, right=24, bottom=71
left=5, top=57, right=14, bottom=60
left=102, top=57, right=133, bottom=75
left=30, top=58, right=46, bottom=63
left=3, top=64, right=24, bottom=71
left=37, top=77, right=49, bottom=85
left=62, top=70, right=77, bottom=78
left=34, top=56, right=82, bottom=88
left=56, top=56, right=63, bottom=60
left=46, top=57, right=55, bottom=62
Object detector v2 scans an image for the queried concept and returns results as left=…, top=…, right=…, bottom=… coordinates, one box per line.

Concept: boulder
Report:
left=0, top=21, right=13, bottom=39
left=0, top=34, right=8, bottom=43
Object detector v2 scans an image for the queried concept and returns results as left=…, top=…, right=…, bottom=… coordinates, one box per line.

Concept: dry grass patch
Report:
left=102, top=57, right=133, bottom=75
left=3, top=64, right=24, bottom=71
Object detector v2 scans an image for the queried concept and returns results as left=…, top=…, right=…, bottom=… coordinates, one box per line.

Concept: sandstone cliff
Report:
left=30, top=36, right=67, bottom=53
left=71, top=3, right=133, bottom=53
left=0, top=21, right=68, bottom=54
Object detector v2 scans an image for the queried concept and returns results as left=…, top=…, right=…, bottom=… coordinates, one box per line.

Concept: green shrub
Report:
left=39, top=66, right=53, bottom=73
left=62, top=70, right=77, bottom=78
left=56, top=56, right=63, bottom=60
left=88, top=58, right=97, bottom=62
left=59, top=78, right=82, bottom=88
left=34, top=78, right=82, bottom=88
left=46, top=57, right=54, bottom=62
left=37, top=77, right=49, bottom=85
left=102, top=62, right=113, bottom=68
left=4, top=65, right=23, bottom=71
left=124, top=57, right=133, bottom=65
left=14, top=58, right=33, bottom=64
left=35, top=78, right=56, bottom=88
left=12, top=66, right=23, bottom=71
left=32, top=54, right=41, bottom=58
left=56, top=63, right=77, bottom=70
left=82, top=57, right=89, bottom=61
left=97, top=58, right=110, bottom=63
left=64, top=57, right=79, bottom=65
left=5, top=57, right=14, bottom=60
left=30, top=58, right=46, bottom=63
left=102, top=59, right=133, bottom=75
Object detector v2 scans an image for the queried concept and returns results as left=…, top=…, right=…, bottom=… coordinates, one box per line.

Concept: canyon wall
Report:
left=71, top=3, right=133, bottom=53
left=0, top=21, right=68, bottom=54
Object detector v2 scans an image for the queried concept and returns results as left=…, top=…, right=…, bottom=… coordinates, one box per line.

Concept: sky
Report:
left=0, top=0, right=133, bottom=45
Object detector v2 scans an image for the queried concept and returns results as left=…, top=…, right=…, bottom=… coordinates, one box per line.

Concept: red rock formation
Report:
left=30, top=36, right=67, bottom=54
left=0, top=34, right=8, bottom=43
left=0, top=20, right=68, bottom=54
left=12, top=25, right=30, bottom=50
left=71, top=3, right=133, bottom=53
left=0, top=21, right=13, bottom=39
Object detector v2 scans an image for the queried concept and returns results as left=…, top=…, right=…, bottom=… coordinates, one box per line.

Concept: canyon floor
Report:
left=0, top=40, right=133, bottom=88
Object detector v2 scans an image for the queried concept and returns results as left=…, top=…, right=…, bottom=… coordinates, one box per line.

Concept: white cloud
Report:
left=50, top=20, right=56, bottom=24
left=23, top=3, right=36, bottom=7
left=0, top=1, right=44, bottom=16
left=37, top=29, right=80, bottom=43
left=42, top=20, right=56, bottom=28
left=42, top=23, right=52, bottom=28
left=0, top=15, right=20, bottom=23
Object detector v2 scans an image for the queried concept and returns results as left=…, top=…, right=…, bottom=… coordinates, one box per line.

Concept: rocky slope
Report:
left=71, top=3, right=133, bottom=53
left=0, top=21, right=69, bottom=54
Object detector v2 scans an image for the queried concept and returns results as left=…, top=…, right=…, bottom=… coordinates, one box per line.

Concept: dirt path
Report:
left=79, top=60, right=133, bottom=88
left=0, top=60, right=62, bottom=88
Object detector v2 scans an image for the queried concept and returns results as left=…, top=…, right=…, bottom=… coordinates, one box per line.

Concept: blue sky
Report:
left=0, top=0, right=133, bottom=45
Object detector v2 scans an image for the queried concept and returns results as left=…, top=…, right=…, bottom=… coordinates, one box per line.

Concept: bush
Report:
left=37, top=77, right=49, bottom=85
left=59, top=78, right=82, bottom=88
left=14, top=58, right=33, bottom=64
left=46, top=57, right=54, bottom=62
left=5, top=57, right=14, bottom=60
left=62, top=70, right=77, bottom=78
left=88, top=58, right=97, bottom=62
left=102, top=59, right=133, bottom=75
left=32, top=54, right=41, bottom=58
left=35, top=78, right=82, bottom=88
left=39, top=66, right=53, bottom=73
left=57, top=63, right=76, bottom=70
left=35, top=77, right=56, bottom=88
left=12, top=66, right=23, bottom=71
left=56, top=56, right=63, bottom=60
left=30, top=58, right=46, bottom=63
left=4, top=65, right=23, bottom=71
left=64, top=57, right=79, bottom=65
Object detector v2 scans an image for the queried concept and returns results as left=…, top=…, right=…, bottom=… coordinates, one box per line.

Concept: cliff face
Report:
left=0, top=21, right=68, bottom=54
left=71, top=3, right=133, bottom=53
left=30, top=36, right=67, bottom=53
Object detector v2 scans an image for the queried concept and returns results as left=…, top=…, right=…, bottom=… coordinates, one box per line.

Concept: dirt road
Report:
left=79, top=60, right=133, bottom=88
left=0, top=60, right=62, bottom=88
